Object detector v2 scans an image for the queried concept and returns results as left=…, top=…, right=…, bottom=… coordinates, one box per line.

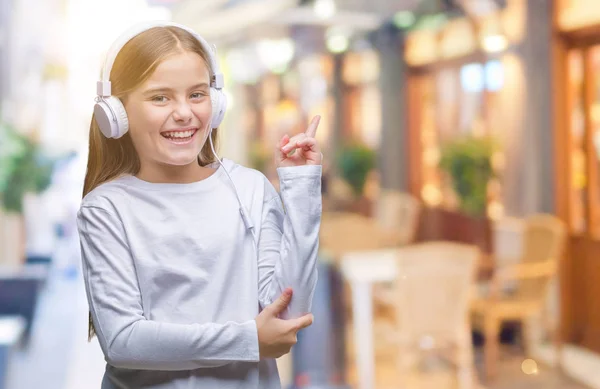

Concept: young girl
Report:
left=77, top=21, right=322, bottom=389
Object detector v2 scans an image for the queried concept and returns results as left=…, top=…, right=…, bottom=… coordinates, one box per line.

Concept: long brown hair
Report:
left=83, top=26, right=219, bottom=341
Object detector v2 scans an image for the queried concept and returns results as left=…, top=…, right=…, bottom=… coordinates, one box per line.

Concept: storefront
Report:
left=403, top=0, right=526, bottom=251
left=554, top=0, right=600, bottom=355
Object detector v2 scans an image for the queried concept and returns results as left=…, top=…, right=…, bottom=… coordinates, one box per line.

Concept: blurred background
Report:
left=0, top=0, right=599, bottom=388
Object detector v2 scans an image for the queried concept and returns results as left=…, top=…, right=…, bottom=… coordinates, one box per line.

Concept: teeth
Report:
left=163, top=130, right=195, bottom=138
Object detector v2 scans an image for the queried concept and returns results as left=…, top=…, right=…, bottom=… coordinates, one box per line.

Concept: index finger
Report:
left=305, top=115, right=321, bottom=138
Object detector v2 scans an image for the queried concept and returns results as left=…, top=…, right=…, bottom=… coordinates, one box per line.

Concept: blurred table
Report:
left=319, top=211, right=495, bottom=389
left=339, top=248, right=494, bottom=389
left=319, top=212, right=399, bottom=261
left=0, top=264, right=48, bottom=344
left=340, top=249, right=398, bottom=389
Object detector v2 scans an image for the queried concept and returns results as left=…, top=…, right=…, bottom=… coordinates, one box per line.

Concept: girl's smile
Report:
left=160, top=126, right=200, bottom=145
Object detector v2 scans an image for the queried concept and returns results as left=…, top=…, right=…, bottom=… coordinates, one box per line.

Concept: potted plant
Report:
left=435, top=135, right=497, bottom=253
left=0, top=123, right=55, bottom=267
left=336, top=142, right=376, bottom=215
left=439, top=135, right=497, bottom=217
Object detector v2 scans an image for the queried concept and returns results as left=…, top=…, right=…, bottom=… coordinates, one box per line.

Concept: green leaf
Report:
left=0, top=122, right=27, bottom=192
left=439, top=135, right=498, bottom=216
left=336, top=143, right=376, bottom=197
left=0, top=123, right=57, bottom=213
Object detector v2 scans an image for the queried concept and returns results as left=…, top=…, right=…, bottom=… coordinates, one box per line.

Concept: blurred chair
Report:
left=321, top=191, right=421, bottom=255
left=471, top=214, right=567, bottom=381
left=380, top=242, right=480, bottom=389
left=319, top=212, right=399, bottom=261
left=371, top=191, right=422, bottom=325
left=373, top=190, right=421, bottom=247
left=492, top=217, right=524, bottom=267
left=323, top=177, right=355, bottom=212
left=477, top=217, right=525, bottom=302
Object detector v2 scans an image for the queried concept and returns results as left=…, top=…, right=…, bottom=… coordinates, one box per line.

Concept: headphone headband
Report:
left=97, top=21, right=223, bottom=97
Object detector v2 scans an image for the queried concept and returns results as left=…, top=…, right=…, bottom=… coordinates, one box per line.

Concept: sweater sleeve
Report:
left=256, top=164, right=322, bottom=319
left=77, top=204, right=260, bottom=371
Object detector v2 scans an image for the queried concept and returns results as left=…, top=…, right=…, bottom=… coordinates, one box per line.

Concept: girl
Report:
left=77, top=21, right=322, bottom=389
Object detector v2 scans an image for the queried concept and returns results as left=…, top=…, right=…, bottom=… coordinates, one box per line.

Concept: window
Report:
left=415, top=59, right=506, bottom=217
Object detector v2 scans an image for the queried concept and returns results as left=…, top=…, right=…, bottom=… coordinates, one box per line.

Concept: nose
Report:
left=172, top=101, right=193, bottom=123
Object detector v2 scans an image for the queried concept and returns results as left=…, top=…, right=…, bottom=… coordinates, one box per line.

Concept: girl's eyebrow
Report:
left=143, top=83, right=210, bottom=96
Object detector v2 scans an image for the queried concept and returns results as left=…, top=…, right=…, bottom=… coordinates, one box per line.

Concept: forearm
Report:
left=263, top=220, right=319, bottom=318
left=93, top=312, right=259, bottom=370
left=258, top=165, right=322, bottom=319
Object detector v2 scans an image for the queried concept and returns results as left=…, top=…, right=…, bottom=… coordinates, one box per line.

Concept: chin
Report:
left=164, top=154, right=201, bottom=166
left=156, top=140, right=206, bottom=166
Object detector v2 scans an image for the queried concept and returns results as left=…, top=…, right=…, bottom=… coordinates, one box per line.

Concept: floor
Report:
left=342, top=342, right=586, bottom=389
left=5, top=264, right=105, bottom=389
left=3, top=259, right=592, bottom=389
left=484, top=351, right=584, bottom=389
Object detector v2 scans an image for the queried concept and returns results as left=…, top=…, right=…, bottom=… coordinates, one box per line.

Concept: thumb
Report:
left=291, top=313, right=314, bottom=331
left=268, top=288, right=293, bottom=316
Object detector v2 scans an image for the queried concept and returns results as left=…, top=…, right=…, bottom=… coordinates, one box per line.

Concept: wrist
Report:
left=245, top=319, right=261, bottom=362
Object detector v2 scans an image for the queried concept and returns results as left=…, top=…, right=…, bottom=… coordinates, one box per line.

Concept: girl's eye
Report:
left=190, top=92, right=205, bottom=99
left=152, top=95, right=168, bottom=103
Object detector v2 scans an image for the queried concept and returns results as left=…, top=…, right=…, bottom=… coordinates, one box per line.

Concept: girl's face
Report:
left=125, top=51, right=213, bottom=171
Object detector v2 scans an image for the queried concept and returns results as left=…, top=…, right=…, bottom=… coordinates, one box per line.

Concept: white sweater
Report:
left=76, top=158, right=322, bottom=389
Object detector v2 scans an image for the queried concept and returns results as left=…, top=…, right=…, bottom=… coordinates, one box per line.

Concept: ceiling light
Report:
left=257, top=38, right=295, bottom=73
left=326, top=35, right=349, bottom=53
left=482, top=34, right=508, bottom=53
left=314, top=0, right=336, bottom=20
left=325, top=26, right=350, bottom=54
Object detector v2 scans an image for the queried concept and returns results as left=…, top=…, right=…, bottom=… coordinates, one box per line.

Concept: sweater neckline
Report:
left=117, top=159, right=227, bottom=193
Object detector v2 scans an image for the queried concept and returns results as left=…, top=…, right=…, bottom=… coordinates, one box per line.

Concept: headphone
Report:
left=93, top=21, right=228, bottom=139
